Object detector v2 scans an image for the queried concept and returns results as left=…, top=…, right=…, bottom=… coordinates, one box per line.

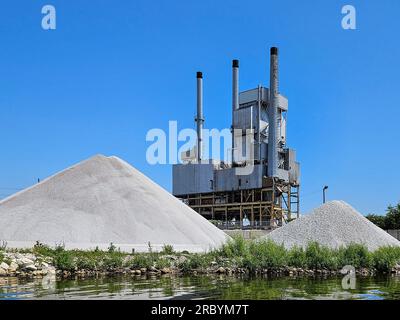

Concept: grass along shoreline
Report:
left=1, top=237, right=400, bottom=278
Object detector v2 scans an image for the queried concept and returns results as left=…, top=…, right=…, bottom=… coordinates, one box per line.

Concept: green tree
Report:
left=366, top=214, right=386, bottom=229
left=366, top=202, right=400, bottom=230
left=385, top=204, right=400, bottom=229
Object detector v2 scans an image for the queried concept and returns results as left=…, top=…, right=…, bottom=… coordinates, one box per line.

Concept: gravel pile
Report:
left=0, top=155, right=228, bottom=252
left=266, top=200, right=400, bottom=251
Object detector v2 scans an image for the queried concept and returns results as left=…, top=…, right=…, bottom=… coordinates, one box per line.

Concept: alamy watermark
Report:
left=341, top=265, right=356, bottom=290
left=146, top=121, right=255, bottom=175
left=341, top=5, right=356, bottom=30
left=41, top=5, right=56, bottom=30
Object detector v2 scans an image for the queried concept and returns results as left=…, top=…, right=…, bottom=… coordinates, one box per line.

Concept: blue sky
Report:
left=0, top=0, right=399, bottom=215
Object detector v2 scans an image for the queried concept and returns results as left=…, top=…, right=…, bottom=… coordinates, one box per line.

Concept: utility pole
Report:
left=323, top=186, right=328, bottom=204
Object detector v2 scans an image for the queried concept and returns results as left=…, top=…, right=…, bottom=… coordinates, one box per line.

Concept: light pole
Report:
left=323, top=186, right=329, bottom=204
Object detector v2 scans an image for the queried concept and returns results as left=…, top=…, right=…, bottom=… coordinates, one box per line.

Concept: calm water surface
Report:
left=1, top=275, right=400, bottom=300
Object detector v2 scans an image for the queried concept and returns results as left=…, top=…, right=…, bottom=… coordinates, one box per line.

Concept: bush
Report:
left=372, top=246, right=400, bottom=272
left=219, top=235, right=248, bottom=258
left=33, top=242, right=54, bottom=258
left=54, top=249, right=75, bottom=271
left=107, top=242, right=117, bottom=253
left=179, top=254, right=212, bottom=272
left=287, top=246, right=307, bottom=268
left=161, top=244, right=174, bottom=255
left=337, top=244, right=372, bottom=269
left=0, top=240, right=7, bottom=251
left=103, top=253, right=124, bottom=269
left=75, top=255, right=98, bottom=270
left=242, top=240, right=287, bottom=271
left=130, top=254, right=154, bottom=269
left=155, top=257, right=172, bottom=269
left=305, top=242, right=338, bottom=270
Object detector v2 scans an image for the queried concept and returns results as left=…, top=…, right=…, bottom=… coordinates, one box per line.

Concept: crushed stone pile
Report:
left=266, top=200, right=400, bottom=251
left=0, top=155, right=229, bottom=252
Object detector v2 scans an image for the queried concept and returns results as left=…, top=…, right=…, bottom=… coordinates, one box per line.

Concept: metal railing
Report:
left=212, top=220, right=272, bottom=230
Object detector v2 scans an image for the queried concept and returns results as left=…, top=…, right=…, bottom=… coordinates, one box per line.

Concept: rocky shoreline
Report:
left=1, top=252, right=400, bottom=279
left=0, top=252, right=56, bottom=278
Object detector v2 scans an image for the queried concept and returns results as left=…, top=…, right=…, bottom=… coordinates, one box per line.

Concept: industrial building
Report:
left=173, top=47, right=300, bottom=230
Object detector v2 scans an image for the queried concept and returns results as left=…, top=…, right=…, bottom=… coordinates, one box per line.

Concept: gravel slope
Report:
left=0, top=155, right=229, bottom=252
left=266, top=200, right=400, bottom=251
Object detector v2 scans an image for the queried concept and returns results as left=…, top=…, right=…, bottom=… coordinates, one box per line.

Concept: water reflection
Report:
left=1, top=274, right=400, bottom=300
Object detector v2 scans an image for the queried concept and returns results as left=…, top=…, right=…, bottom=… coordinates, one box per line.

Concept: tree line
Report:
left=366, top=203, right=400, bottom=230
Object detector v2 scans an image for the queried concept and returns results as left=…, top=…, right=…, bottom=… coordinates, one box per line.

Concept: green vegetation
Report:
left=211, top=236, right=400, bottom=273
left=243, top=239, right=287, bottom=271
left=161, top=244, right=174, bottom=255
left=0, top=241, right=7, bottom=251
left=2, top=236, right=400, bottom=275
left=178, top=253, right=214, bottom=273
left=303, top=242, right=338, bottom=270
left=366, top=202, right=400, bottom=230
left=30, top=242, right=127, bottom=271
left=287, top=246, right=307, bottom=268
left=0, top=247, right=12, bottom=266
left=130, top=253, right=154, bottom=269
left=372, top=246, right=400, bottom=272
left=337, top=243, right=373, bottom=269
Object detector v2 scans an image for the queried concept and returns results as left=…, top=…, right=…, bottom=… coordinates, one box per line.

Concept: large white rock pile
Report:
left=266, top=200, right=400, bottom=251
left=0, top=155, right=228, bottom=252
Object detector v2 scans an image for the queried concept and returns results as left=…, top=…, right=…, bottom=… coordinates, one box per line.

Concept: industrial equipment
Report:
left=172, top=47, right=300, bottom=230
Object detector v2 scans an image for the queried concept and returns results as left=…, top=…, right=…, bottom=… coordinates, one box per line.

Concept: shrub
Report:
left=305, top=242, right=338, bottom=270
left=103, top=253, right=124, bottom=269
left=219, top=235, right=248, bottom=258
left=179, top=254, right=212, bottom=272
left=0, top=240, right=7, bottom=251
left=33, top=242, right=54, bottom=258
left=372, top=246, right=400, bottom=272
left=107, top=242, right=117, bottom=253
left=155, top=257, right=172, bottom=269
left=161, top=244, right=174, bottom=255
left=54, top=249, right=75, bottom=271
left=130, top=254, right=154, bottom=269
left=287, top=246, right=307, bottom=268
left=242, top=240, right=287, bottom=271
left=337, top=244, right=372, bottom=269
left=75, top=255, right=98, bottom=270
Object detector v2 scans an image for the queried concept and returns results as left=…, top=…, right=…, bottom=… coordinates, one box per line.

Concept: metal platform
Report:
left=176, top=178, right=299, bottom=230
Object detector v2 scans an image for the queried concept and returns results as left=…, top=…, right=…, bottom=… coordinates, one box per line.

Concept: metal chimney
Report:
left=268, top=47, right=279, bottom=177
left=196, top=71, right=204, bottom=162
left=232, top=59, right=239, bottom=112
left=232, top=59, right=239, bottom=162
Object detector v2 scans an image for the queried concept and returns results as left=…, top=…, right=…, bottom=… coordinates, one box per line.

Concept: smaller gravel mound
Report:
left=266, top=200, right=400, bottom=251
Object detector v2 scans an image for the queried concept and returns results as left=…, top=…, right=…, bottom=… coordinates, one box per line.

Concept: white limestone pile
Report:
left=0, top=155, right=229, bottom=252
left=266, top=200, right=400, bottom=251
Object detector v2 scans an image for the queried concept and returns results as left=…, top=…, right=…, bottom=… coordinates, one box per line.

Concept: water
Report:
left=1, top=275, right=400, bottom=300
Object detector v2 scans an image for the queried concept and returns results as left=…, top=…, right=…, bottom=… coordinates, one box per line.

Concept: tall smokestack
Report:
left=268, top=47, right=279, bottom=177
left=232, top=59, right=239, bottom=112
left=196, top=71, right=204, bottom=162
left=232, top=59, right=239, bottom=162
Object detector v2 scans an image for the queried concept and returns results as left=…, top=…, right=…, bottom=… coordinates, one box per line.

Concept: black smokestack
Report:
left=270, top=47, right=278, bottom=55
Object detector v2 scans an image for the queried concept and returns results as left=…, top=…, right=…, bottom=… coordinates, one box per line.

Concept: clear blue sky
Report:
left=0, top=0, right=399, bottom=215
